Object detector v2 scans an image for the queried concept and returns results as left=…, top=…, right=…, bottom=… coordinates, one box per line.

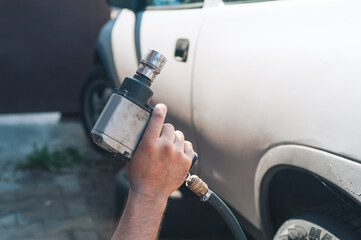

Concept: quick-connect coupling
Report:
left=185, top=175, right=209, bottom=197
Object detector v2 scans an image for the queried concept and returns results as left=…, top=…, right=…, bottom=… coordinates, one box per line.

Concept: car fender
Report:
left=255, top=145, right=361, bottom=230
left=95, top=17, right=120, bottom=88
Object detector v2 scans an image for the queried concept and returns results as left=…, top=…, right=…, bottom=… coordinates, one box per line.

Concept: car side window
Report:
left=148, top=0, right=203, bottom=6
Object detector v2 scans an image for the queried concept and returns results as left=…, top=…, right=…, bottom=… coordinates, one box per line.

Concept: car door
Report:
left=140, top=0, right=205, bottom=134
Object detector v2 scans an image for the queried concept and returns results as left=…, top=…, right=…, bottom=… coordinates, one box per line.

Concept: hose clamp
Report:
left=201, top=190, right=212, bottom=202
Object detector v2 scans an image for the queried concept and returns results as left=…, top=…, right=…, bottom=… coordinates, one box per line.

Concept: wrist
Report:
left=128, top=188, right=169, bottom=207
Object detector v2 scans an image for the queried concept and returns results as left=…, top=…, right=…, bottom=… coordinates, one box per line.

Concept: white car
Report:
left=80, top=0, right=361, bottom=239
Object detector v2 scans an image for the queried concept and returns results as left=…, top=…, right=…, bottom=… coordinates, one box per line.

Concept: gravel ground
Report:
left=0, top=113, right=244, bottom=240
left=0, top=113, right=118, bottom=240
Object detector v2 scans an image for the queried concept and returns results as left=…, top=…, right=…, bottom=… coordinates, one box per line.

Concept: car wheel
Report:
left=273, top=206, right=361, bottom=240
left=80, top=65, right=114, bottom=149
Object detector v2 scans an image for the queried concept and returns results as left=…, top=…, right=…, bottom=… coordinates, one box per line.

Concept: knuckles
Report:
left=175, top=130, right=184, bottom=141
left=161, top=141, right=174, bottom=156
left=141, top=138, right=157, bottom=152
left=152, top=110, right=165, bottom=121
left=185, top=141, right=192, bottom=148
left=174, top=149, right=184, bottom=160
left=163, top=123, right=175, bottom=132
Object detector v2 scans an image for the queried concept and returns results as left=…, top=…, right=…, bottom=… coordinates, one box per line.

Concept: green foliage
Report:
left=18, top=144, right=82, bottom=171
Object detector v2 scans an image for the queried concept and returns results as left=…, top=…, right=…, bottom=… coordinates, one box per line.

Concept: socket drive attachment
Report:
left=136, top=49, right=167, bottom=82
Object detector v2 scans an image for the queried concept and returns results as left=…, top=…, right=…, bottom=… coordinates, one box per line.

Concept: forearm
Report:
left=112, top=190, right=168, bottom=240
left=111, top=104, right=193, bottom=239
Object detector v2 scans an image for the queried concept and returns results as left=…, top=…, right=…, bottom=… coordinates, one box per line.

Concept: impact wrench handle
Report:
left=191, top=152, right=198, bottom=169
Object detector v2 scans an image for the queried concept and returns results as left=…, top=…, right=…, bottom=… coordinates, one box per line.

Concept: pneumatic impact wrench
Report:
left=91, top=49, right=246, bottom=240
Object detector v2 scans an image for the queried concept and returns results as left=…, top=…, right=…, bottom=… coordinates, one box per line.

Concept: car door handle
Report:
left=175, top=39, right=189, bottom=62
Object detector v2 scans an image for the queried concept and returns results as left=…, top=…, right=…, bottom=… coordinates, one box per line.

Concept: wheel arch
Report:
left=254, top=145, right=361, bottom=239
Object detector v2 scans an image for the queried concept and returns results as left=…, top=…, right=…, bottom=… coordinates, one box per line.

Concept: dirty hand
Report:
left=126, top=103, right=193, bottom=202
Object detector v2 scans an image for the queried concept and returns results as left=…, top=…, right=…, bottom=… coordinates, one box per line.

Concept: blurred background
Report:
left=0, top=0, right=109, bottom=114
left=0, top=1, right=118, bottom=240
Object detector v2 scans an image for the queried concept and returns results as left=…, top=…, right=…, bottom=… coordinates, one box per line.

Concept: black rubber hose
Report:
left=207, top=190, right=247, bottom=240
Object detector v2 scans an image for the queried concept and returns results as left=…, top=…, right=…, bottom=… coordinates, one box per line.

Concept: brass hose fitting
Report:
left=185, top=174, right=209, bottom=197
left=185, top=174, right=248, bottom=239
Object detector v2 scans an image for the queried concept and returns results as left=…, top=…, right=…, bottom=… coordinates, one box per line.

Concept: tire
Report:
left=273, top=206, right=361, bottom=240
left=114, top=168, right=227, bottom=238
left=79, top=65, right=114, bottom=149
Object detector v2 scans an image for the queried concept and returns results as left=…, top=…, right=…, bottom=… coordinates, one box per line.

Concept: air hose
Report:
left=186, top=174, right=248, bottom=240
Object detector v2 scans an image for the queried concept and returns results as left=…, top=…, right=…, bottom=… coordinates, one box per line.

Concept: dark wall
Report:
left=0, top=0, right=110, bottom=114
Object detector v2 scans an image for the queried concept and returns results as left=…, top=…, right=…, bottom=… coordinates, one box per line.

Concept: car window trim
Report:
left=146, top=2, right=203, bottom=11
left=223, top=0, right=276, bottom=4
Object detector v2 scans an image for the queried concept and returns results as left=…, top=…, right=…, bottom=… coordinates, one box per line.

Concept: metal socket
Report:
left=136, top=49, right=167, bottom=82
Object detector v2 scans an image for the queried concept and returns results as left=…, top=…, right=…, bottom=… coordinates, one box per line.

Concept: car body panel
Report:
left=192, top=0, right=361, bottom=228
left=140, top=8, right=205, bottom=126
left=112, top=9, right=138, bottom=83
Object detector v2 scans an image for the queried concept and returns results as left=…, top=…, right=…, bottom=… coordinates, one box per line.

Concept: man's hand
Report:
left=127, top=103, right=194, bottom=202
left=111, top=103, right=194, bottom=240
